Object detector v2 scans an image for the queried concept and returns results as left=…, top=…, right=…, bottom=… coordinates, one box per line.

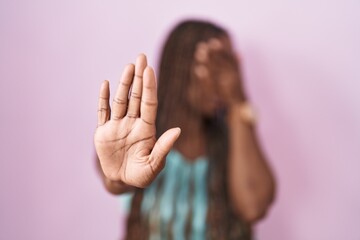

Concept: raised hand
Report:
left=94, top=54, right=181, bottom=188
left=193, top=38, right=245, bottom=106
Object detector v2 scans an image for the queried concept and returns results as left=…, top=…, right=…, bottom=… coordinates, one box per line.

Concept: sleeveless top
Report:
left=120, top=150, right=209, bottom=240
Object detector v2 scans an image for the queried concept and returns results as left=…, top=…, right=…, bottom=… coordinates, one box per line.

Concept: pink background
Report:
left=1, top=0, right=359, bottom=239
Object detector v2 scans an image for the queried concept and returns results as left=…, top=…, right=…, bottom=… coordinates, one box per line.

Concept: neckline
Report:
left=170, top=149, right=207, bottom=164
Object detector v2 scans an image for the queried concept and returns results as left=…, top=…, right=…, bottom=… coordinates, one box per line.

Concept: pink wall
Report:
left=1, top=0, right=359, bottom=239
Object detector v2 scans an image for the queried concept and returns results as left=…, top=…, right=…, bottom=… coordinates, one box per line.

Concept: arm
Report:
left=227, top=103, right=276, bottom=223
left=193, top=38, right=275, bottom=223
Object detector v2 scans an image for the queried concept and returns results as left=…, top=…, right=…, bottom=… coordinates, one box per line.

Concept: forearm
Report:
left=95, top=155, right=134, bottom=195
left=227, top=103, right=276, bottom=223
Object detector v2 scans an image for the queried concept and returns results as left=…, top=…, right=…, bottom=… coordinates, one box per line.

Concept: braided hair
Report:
left=125, top=19, right=251, bottom=240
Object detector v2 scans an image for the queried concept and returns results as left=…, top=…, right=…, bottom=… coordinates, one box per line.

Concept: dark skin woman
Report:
left=95, top=20, right=275, bottom=239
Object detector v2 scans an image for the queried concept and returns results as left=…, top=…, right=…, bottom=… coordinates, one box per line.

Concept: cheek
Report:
left=187, top=78, right=219, bottom=115
left=187, top=85, right=207, bottom=112
left=187, top=85, right=201, bottom=106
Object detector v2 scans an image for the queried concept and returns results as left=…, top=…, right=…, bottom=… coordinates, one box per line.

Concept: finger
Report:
left=149, top=128, right=181, bottom=174
left=97, top=80, right=110, bottom=127
left=194, top=41, right=209, bottom=63
left=208, top=44, right=237, bottom=69
left=193, top=64, right=209, bottom=80
left=127, top=54, right=147, bottom=118
left=111, top=64, right=135, bottom=120
left=140, top=66, right=158, bottom=125
left=208, top=38, right=223, bottom=50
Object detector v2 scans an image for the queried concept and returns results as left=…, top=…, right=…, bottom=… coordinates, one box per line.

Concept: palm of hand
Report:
left=95, top=117, right=157, bottom=187
left=94, top=55, right=180, bottom=188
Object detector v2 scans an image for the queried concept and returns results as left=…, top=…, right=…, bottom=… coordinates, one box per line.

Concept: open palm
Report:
left=94, top=54, right=180, bottom=188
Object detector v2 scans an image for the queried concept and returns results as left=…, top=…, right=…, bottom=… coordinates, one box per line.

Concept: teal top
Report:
left=120, top=150, right=209, bottom=240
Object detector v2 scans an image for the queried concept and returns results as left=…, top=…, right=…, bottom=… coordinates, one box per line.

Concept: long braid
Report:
left=206, top=116, right=252, bottom=239
left=125, top=188, right=148, bottom=240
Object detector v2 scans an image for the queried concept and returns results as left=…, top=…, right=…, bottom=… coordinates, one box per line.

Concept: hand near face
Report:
left=94, top=54, right=181, bottom=188
left=193, top=38, right=245, bottom=107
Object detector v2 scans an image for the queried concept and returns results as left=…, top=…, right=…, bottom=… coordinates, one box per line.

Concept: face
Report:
left=187, top=64, right=220, bottom=117
left=186, top=36, right=236, bottom=117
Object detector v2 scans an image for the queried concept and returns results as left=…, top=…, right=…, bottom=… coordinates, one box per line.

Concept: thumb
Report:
left=149, top=127, right=181, bottom=174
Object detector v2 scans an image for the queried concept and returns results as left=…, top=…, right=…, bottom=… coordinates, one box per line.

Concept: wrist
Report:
left=104, top=177, right=123, bottom=186
left=227, top=102, right=257, bottom=127
left=103, top=177, right=133, bottom=194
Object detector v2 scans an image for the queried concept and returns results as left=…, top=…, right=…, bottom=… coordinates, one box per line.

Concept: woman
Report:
left=95, top=20, right=275, bottom=239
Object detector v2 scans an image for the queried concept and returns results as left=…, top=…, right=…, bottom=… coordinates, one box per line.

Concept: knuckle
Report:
left=131, top=92, right=141, bottom=99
